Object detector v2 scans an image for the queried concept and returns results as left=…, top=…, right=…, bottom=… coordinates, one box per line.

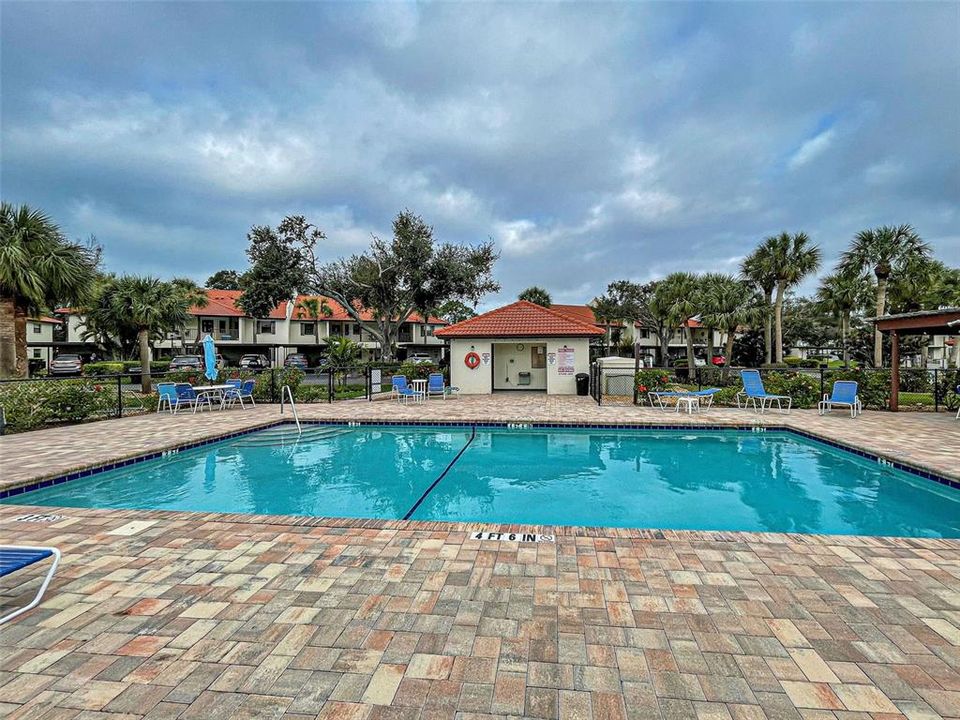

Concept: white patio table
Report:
left=191, top=384, right=235, bottom=413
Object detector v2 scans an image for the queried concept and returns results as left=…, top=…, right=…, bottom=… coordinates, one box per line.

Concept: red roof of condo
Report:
left=435, top=300, right=604, bottom=338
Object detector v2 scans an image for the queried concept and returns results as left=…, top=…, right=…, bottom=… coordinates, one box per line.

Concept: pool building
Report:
left=435, top=300, right=603, bottom=394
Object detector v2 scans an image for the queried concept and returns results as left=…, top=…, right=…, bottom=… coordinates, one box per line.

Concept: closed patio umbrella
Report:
left=202, top=334, right=218, bottom=382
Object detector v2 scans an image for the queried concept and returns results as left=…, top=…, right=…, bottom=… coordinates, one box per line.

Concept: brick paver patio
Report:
left=2, top=397, right=959, bottom=719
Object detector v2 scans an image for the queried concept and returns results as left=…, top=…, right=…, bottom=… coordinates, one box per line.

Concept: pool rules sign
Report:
left=556, top=345, right=575, bottom=375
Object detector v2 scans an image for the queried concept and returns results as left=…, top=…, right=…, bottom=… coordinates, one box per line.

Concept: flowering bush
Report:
left=635, top=369, right=670, bottom=394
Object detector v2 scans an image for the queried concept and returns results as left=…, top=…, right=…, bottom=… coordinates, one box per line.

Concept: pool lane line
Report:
left=402, top=425, right=477, bottom=521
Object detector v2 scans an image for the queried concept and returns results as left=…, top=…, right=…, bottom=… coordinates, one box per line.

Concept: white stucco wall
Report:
left=448, top=336, right=591, bottom=395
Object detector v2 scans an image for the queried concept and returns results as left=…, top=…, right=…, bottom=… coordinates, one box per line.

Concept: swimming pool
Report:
left=4, top=424, right=958, bottom=537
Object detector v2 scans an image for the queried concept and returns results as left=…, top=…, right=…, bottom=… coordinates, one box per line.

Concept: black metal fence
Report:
left=0, top=363, right=452, bottom=434
left=591, top=362, right=960, bottom=413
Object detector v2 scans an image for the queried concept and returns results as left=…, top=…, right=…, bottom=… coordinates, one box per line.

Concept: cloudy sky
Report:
left=2, top=1, right=958, bottom=308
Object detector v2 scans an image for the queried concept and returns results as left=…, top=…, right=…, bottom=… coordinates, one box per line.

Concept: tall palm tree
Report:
left=518, top=286, right=552, bottom=307
left=741, top=242, right=778, bottom=364
left=296, top=296, right=333, bottom=346
left=100, top=276, right=194, bottom=392
left=817, top=271, right=869, bottom=366
left=767, top=232, right=821, bottom=363
left=701, top=275, right=755, bottom=367
left=0, top=203, right=99, bottom=377
left=659, top=272, right=700, bottom=372
left=590, top=295, right=620, bottom=355
left=839, top=224, right=930, bottom=367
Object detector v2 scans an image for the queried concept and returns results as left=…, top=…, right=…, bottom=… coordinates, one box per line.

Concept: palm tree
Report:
left=518, top=286, right=552, bottom=307
left=741, top=242, right=778, bottom=365
left=326, top=335, right=360, bottom=387
left=839, top=224, right=930, bottom=367
left=817, top=271, right=869, bottom=366
left=766, top=232, right=821, bottom=363
left=0, top=203, right=99, bottom=377
left=590, top=295, right=620, bottom=355
left=296, top=296, right=333, bottom=347
left=99, top=276, right=194, bottom=392
left=658, top=272, right=700, bottom=372
left=701, top=275, right=755, bottom=367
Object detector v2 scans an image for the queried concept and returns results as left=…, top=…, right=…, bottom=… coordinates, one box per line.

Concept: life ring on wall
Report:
left=464, top=352, right=481, bottom=369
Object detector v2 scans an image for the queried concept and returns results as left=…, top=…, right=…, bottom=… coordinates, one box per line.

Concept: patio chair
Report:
left=648, top=388, right=721, bottom=414
left=956, top=384, right=959, bottom=420
left=0, top=546, right=60, bottom=625
left=427, top=373, right=459, bottom=400
left=223, top=379, right=256, bottom=409
left=736, top=369, right=792, bottom=414
left=818, top=380, right=861, bottom=418
left=173, top=383, right=213, bottom=414
left=391, top=375, right=424, bottom=404
left=156, top=382, right=178, bottom=414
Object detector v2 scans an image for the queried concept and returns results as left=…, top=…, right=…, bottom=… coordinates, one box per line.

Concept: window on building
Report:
left=33, top=348, right=42, bottom=358
left=638, top=329, right=650, bottom=339
left=426, top=325, right=435, bottom=337
left=301, top=322, right=315, bottom=335
left=32, top=323, right=42, bottom=334
left=531, top=345, right=546, bottom=369
left=257, top=320, right=276, bottom=335
left=420, top=325, right=426, bottom=337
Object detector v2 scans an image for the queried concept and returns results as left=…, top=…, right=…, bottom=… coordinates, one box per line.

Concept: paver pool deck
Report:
left=2, top=397, right=959, bottom=719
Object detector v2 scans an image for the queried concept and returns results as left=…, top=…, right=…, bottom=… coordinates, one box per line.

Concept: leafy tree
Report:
left=85, top=276, right=205, bottom=392
left=0, top=203, right=100, bottom=377
left=817, top=270, right=871, bottom=366
left=237, top=221, right=312, bottom=341
left=765, top=232, right=821, bottom=363
left=295, top=296, right=333, bottom=346
left=700, top=275, right=756, bottom=366
left=660, top=272, right=700, bottom=371
left=636, top=280, right=676, bottom=366
left=205, top=269, right=243, bottom=290
left=741, top=241, right=778, bottom=364
left=589, top=295, right=621, bottom=355
left=305, top=210, right=499, bottom=361
left=781, top=296, right=837, bottom=355
left=436, top=299, right=477, bottom=325
left=518, top=286, right=552, bottom=307
left=839, top=224, right=930, bottom=367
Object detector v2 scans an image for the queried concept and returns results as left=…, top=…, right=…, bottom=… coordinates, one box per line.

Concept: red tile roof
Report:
left=435, top=301, right=604, bottom=338
left=192, top=290, right=446, bottom=324
left=29, top=316, right=62, bottom=324
left=550, top=304, right=623, bottom=328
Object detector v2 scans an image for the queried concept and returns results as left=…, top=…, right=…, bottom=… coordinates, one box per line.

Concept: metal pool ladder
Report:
left=280, top=385, right=302, bottom=436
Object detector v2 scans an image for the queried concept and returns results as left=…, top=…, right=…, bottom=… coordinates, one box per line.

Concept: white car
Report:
left=407, top=354, right=435, bottom=365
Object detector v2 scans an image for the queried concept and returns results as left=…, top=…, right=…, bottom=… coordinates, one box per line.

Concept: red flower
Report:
left=637, top=385, right=647, bottom=392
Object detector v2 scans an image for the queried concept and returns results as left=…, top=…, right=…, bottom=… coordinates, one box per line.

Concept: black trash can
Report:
left=575, top=372, right=590, bottom=396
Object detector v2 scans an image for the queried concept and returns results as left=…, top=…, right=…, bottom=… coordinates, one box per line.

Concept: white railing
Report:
left=280, top=385, right=301, bottom=435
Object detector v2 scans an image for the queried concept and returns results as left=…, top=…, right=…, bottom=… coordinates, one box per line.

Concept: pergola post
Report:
left=890, top=329, right=899, bottom=412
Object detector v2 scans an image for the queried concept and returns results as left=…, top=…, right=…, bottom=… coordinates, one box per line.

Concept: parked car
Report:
left=284, top=353, right=309, bottom=371
left=239, top=354, right=270, bottom=371
left=710, top=355, right=726, bottom=366
left=407, top=354, right=435, bottom=365
left=49, top=354, right=84, bottom=375
left=169, top=355, right=203, bottom=370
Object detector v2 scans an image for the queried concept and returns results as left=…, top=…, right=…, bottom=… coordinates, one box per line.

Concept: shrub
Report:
left=754, top=371, right=820, bottom=409
left=295, top=384, right=329, bottom=403
left=0, top=378, right=118, bottom=433
left=784, top=357, right=819, bottom=368
left=82, top=361, right=125, bottom=376
left=935, top=370, right=960, bottom=411
left=396, top=362, right=441, bottom=380
left=635, top=369, right=670, bottom=394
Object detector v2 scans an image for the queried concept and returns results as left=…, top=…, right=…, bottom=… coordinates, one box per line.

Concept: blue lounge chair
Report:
left=427, top=373, right=459, bottom=400
left=648, top=388, right=721, bottom=413
left=0, top=546, right=60, bottom=625
left=955, top=384, right=959, bottom=420
left=736, top=369, right=792, bottom=413
left=819, top=381, right=861, bottom=418
left=391, top=375, right=424, bottom=404
left=223, top=379, right=256, bottom=409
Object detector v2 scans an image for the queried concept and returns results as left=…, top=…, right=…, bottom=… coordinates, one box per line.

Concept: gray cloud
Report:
left=2, top=1, right=957, bottom=308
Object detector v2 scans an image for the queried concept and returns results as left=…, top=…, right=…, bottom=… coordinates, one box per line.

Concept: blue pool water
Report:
left=5, top=425, right=958, bottom=537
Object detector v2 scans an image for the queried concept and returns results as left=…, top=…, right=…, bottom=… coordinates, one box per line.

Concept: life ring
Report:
left=464, top=352, right=481, bottom=369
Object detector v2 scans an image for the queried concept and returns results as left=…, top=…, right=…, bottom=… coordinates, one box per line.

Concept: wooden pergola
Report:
left=872, top=307, right=960, bottom=411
